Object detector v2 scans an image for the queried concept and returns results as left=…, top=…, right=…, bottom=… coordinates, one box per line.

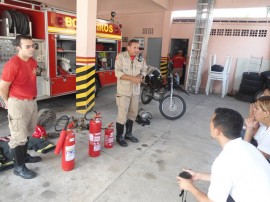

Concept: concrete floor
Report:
left=0, top=85, right=249, bottom=202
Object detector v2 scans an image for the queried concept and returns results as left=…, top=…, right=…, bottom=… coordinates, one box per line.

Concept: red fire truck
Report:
left=0, top=0, right=122, bottom=101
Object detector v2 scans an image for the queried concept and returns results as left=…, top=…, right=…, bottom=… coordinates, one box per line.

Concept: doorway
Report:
left=170, top=39, right=189, bottom=84
left=147, top=38, right=162, bottom=68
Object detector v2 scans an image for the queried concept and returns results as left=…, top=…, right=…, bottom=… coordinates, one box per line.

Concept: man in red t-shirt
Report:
left=171, top=50, right=186, bottom=83
left=0, top=34, right=41, bottom=179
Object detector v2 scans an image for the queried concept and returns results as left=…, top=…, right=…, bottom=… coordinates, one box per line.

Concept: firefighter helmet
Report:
left=32, top=125, right=47, bottom=139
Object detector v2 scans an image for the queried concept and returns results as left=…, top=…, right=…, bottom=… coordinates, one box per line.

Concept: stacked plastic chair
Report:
left=205, top=55, right=232, bottom=98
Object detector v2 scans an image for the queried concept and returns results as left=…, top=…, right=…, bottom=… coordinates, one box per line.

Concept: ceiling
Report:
left=25, top=0, right=270, bottom=14
left=31, top=0, right=197, bottom=13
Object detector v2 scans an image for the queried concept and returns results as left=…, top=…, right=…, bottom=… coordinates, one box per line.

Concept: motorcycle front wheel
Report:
left=141, top=85, right=153, bottom=104
left=159, top=94, right=186, bottom=120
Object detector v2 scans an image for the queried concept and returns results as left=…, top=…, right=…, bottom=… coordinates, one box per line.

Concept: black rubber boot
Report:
left=23, top=142, right=42, bottom=163
left=116, top=122, right=128, bottom=147
left=11, top=146, right=36, bottom=179
left=124, top=119, right=139, bottom=143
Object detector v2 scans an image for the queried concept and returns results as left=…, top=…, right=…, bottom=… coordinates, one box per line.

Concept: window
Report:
left=217, top=29, right=224, bottom=36
left=249, top=30, right=258, bottom=37
left=241, top=30, right=249, bottom=36
left=258, top=30, right=267, bottom=37
left=233, top=29, right=241, bottom=36
left=225, top=29, right=232, bottom=36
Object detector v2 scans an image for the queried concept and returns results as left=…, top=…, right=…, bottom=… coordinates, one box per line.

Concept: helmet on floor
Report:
left=32, top=125, right=47, bottom=139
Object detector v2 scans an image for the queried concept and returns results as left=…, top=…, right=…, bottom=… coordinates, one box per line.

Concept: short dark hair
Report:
left=12, top=34, right=33, bottom=47
left=213, top=108, right=243, bottom=139
left=128, top=39, right=139, bottom=46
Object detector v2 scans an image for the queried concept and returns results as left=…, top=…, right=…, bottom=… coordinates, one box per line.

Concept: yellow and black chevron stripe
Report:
left=160, top=57, right=168, bottom=77
left=76, top=57, right=96, bottom=114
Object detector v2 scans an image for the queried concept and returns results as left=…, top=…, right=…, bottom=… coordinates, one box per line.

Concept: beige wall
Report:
left=172, top=0, right=197, bottom=10
left=172, top=0, right=270, bottom=10
left=36, top=0, right=270, bottom=13
left=35, top=0, right=270, bottom=94
left=205, top=22, right=270, bottom=94
left=98, top=12, right=165, bottom=59
left=36, top=0, right=76, bottom=11
left=215, top=0, right=270, bottom=8
left=97, top=0, right=165, bottom=16
left=171, top=21, right=270, bottom=94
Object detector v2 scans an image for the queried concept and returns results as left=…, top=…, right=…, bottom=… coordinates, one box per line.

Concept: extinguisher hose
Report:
left=55, top=115, right=70, bottom=132
left=84, top=109, right=97, bottom=120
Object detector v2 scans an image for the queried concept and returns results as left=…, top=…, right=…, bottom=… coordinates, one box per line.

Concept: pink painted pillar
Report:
left=160, top=11, right=173, bottom=77
left=76, top=0, right=97, bottom=114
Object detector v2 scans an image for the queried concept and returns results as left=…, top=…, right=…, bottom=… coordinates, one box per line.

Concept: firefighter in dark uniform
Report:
left=115, top=39, right=148, bottom=147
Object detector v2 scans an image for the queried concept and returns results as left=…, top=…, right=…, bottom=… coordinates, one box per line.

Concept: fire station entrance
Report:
left=170, top=38, right=189, bottom=85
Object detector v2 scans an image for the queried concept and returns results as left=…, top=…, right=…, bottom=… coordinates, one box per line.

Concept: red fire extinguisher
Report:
left=89, top=113, right=102, bottom=157
left=104, top=122, right=114, bottom=148
left=54, top=129, right=76, bottom=171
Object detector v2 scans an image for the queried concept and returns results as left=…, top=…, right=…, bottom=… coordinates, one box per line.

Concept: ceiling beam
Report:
left=151, top=0, right=170, bottom=10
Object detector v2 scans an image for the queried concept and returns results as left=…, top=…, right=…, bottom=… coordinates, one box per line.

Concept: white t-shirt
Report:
left=254, top=125, right=270, bottom=155
left=208, top=138, right=270, bottom=202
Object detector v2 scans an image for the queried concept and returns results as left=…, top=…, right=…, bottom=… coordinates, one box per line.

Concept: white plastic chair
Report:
left=205, top=54, right=216, bottom=95
left=205, top=55, right=232, bottom=98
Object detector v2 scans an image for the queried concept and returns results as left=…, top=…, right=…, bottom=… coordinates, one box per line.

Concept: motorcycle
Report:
left=141, top=62, right=189, bottom=120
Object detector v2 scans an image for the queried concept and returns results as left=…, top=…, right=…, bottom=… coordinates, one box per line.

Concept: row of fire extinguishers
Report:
left=54, top=110, right=114, bottom=171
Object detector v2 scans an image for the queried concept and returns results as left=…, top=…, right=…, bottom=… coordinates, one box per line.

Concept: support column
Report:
left=160, top=11, right=173, bottom=77
left=76, top=0, right=97, bottom=114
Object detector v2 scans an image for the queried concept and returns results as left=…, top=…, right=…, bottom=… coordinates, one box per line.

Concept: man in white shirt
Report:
left=177, top=108, right=270, bottom=202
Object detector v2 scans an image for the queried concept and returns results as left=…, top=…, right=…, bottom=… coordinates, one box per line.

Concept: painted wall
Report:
left=34, top=0, right=270, bottom=94
left=35, top=0, right=270, bottom=13
left=172, top=0, right=196, bottom=10
left=172, top=0, right=270, bottom=10
left=98, top=12, right=165, bottom=59
left=204, top=22, right=270, bottom=94
left=171, top=21, right=270, bottom=94
left=39, top=0, right=270, bottom=13
left=99, top=13, right=270, bottom=95
left=35, top=0, right=76, bottom=11
left=152, top=0, right=171, bottom=9
left=97, top=0, right=165, bottom=16
left=214, top=0, right=270, bottom=9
